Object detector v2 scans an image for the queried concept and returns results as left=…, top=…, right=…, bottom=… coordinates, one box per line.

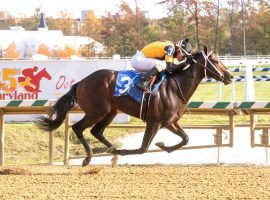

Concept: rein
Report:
left=170, top=51, right=223, bottom=104
left=171, top=74, right=189, bottom=104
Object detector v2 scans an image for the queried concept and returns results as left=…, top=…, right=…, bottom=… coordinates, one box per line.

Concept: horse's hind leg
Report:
left=90, top=109, right=117, bottom=149
left=155, top=121, right=189, bottom=153
left=108, top=122, right=161, bottom=155
left=72, top=115, right=99, bottom=166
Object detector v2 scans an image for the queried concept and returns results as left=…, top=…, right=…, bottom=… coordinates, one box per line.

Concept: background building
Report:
left=0, top=13, right=104, bottom=59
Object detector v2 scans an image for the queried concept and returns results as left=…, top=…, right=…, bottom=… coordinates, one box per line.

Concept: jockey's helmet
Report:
left=176, top=38, right=192, bottom=56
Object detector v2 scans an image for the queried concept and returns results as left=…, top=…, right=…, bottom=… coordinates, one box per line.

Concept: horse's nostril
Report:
left=231, top=75, right=234, bottom=79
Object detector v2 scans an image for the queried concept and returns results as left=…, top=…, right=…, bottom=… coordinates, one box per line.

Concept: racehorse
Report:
left=36, top=46, right=233, bottom=166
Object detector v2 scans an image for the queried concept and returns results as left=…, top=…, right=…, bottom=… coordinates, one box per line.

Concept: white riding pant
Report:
left=130, top=51, right=167, bottom=72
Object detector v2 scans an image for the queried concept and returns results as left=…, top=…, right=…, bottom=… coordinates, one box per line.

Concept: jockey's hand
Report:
left=185, top=56, right=192, bottom=65
left=166, top=65, right=173, bottom=74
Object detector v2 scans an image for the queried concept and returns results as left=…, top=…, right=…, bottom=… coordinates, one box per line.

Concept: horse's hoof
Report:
left=82, top=157, right=91, bottom=167
left=155, top=142, right=165, bottom=148
left=111, top=155, right=118, bottom=168
left=107, top=147, right=116, bottom=154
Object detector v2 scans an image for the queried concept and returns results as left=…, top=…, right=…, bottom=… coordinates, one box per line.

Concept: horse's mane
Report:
left=191, top=51, right=202, bottom=59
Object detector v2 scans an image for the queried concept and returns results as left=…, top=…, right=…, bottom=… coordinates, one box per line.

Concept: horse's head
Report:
left=192, top=46, right=233, bottom=85
left=40, top=68, right=52, bottom=80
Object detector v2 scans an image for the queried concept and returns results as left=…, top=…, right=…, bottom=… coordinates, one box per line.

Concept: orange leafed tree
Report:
left=4, top=42, right=20, bottom=59
left=55, top=45, right=78, bottom=59
left=37, top=43, right=51, bottom=57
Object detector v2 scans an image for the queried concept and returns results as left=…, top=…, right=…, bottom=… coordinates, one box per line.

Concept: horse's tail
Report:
left=36, top=82, right=79, bottom=132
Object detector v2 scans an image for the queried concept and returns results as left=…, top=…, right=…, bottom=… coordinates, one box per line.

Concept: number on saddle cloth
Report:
left=114, top=70, right=166, bottom=102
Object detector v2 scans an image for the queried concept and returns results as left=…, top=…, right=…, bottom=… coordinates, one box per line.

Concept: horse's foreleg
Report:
left=90, top=110, right=117, bottom=148
left=155, top=122, right=189, bottom=153
left=108, top=122, right=161, bottom=156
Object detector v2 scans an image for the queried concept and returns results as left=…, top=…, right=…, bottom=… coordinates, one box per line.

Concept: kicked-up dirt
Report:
left=0, top=165, right=270, bottom=200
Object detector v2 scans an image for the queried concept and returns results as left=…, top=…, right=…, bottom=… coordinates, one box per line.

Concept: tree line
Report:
left=1, top=0, right=270, bottom=57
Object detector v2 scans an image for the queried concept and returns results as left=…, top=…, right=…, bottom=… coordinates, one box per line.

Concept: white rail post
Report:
left=64, top=113, right=70, bottom=165
left=245, top=62, right=255, bottom=101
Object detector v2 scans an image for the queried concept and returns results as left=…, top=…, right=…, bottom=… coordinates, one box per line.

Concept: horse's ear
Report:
left=203, top=46, right=207, bottom=54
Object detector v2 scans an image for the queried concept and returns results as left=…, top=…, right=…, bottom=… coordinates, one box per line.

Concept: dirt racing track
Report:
left=0, top=165, right=270, bottom=200
left=1, top=128, right=270, bottom=199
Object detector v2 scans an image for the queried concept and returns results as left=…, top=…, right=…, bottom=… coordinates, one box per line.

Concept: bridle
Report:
left=192, top=51, right=224, bottom=81
left=171, top=49, right=224, bottom=104
left=176, top=40, right=192, bottom=57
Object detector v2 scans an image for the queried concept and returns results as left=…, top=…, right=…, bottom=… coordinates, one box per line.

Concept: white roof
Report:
left=63, top=36, right=104, bottom=54
left=0, top=27, right=104, bottom=58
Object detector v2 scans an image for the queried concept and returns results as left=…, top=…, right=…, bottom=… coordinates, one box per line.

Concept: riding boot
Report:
left=136, top=66, right=160, bottom=92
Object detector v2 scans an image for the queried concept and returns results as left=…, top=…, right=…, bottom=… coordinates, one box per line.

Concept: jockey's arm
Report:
left=165, top=55, right=187, bottom=73
left=164, top=45, right=176, bottom=72
left=164, top=44, right=188, bottom=73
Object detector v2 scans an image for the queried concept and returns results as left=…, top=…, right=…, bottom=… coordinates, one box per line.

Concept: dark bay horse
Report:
left=37, top=47, right=233, bottom=166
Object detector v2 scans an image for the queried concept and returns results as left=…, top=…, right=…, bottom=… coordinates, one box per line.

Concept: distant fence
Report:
left=220, top=55, right=270, bottom=60
left=203, top=67, right=270, bottom=83
left=231, top=68, right=270, bottom=72
left=204, top=75, right=270, bottom=83
left=1, top=55, right=270, bottom=61
left=201, top=64, right=270, bottom=101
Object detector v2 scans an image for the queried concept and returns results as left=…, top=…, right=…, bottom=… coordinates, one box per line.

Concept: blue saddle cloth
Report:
left=114, top=70, right=166, bottom=102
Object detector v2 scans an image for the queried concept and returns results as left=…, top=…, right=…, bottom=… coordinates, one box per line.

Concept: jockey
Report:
left=130, top=38, right=192, bottom=91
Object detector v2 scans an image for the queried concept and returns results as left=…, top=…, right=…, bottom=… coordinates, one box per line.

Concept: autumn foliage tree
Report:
left=100, top=2, right=155, bottom=56
left=36, top=43, right=51, bottom=57
left=54, top=45, right=78, bottom=59
left=4, top=42, right=20, bottom=59
left=246, top=2, right=270, bottom=54
left=4, top=1, right=270, bottom=56
left=55, top=10, right=74, bottom=36
left=16, top=7, right=41, bottom=30
left=79, top=43, right=96, bottom=57
left=160, top=0, right=217, bottom=49
left=81, top=11, right=102, bottom=42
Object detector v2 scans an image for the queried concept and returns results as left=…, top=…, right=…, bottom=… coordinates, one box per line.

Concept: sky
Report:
left=0, top=0, right=167, bottom=19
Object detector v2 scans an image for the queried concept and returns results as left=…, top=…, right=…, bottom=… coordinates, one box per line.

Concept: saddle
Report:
left=114, top=70, right=166, bottom=121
